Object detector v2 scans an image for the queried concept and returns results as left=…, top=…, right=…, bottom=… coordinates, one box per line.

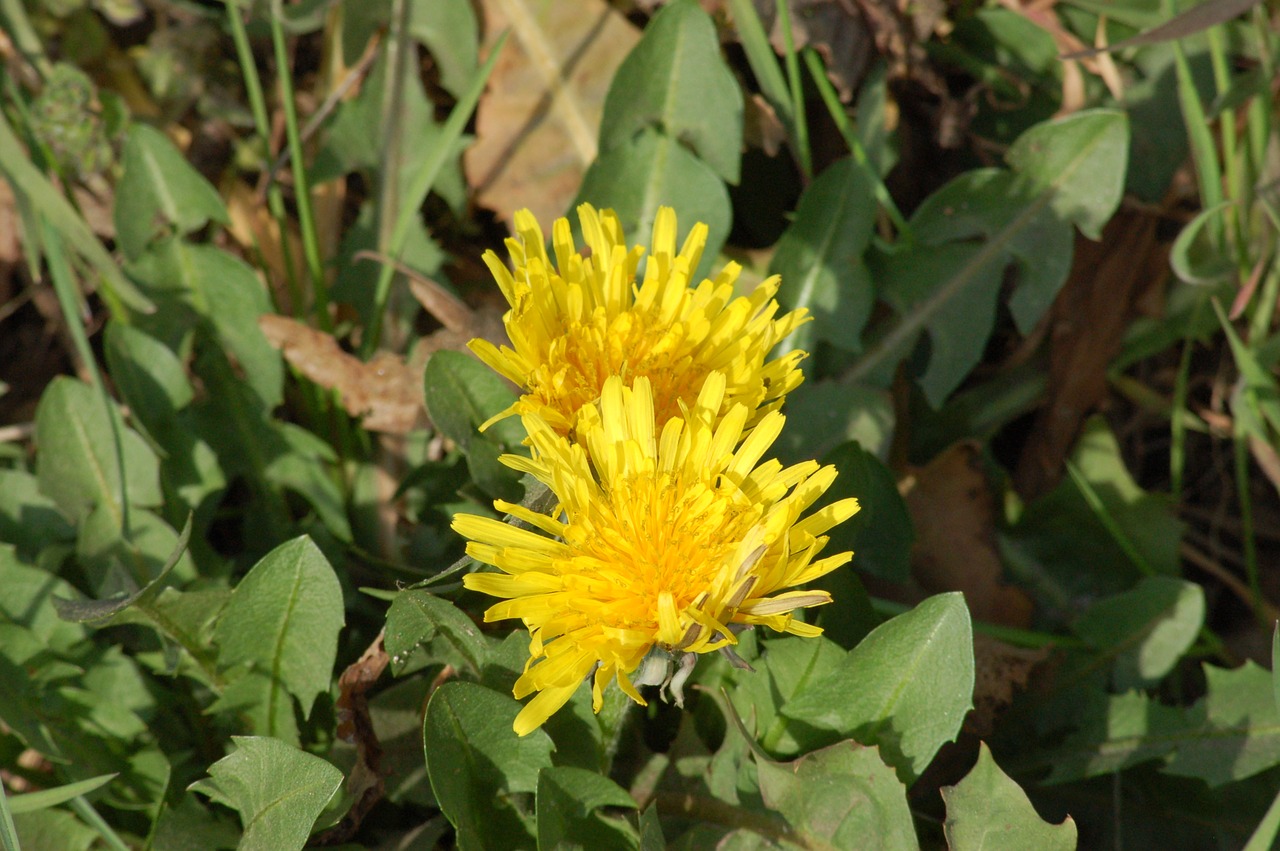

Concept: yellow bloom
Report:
left=470, top=204, right=808, bottom=438
left=455, top=374, right=859, bottom=736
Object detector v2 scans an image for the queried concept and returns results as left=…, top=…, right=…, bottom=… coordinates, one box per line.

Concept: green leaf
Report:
left=190, top=736, right=342, bottom=849
left=11, top=808, right=98, bottom=851
left=780, top=592, right=974, bottom=783
left=103, top=321, right=193, bottom=444
left=729, top=636, right=846, bottom=756
left=599, top=0, right=742, bottom=184
left=0, top=470, right=75, bottom=559
left=855, top=109, right=1129, bottom=406
left=407, top=0, right=479, bottom=100
left=384, top=589, right=490, bottom=676
left=772, top=381, right=894, bottom=467
left=0, top=545, right=84, bottom=650
left=214, top=537, right=344, bottom=722
left=769, top=158, right=878, bottom=357
left=34, top=376, right=162, bottom=523
left=1004, top=109, right=1129, bottom=241
left=942, top=743, right=1077, bottom=850
left=817, top=441, right=913, bottom=583
left=536, top=766, right=638, bottom=851
left=1165, top=662, right=1280, bottom=787
left=54, top=514, right=192, bottom=623
left=423, top=351, right=526, bottom=499
left=638, top=804, right=665, bottom=850
left=755, top=740, right=916, bottom=849
left=6, top=775, right=116, bottom=815
left=128, top=239, right=283, bottom=409
left=1045, top=691, right=1184, bottom=784
left=1073, top=576, right=1204, bottom=690
left=113, top=124, right=227, bottom=261
left=576, top=127, right=731, bottom=282
left=424, top=682, right=554, bottom=849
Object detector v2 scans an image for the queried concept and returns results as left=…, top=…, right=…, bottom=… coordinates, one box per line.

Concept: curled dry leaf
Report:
left=466, top=0, right=640, bottom=227
left=259, top=315, right=426, bottom=434
left=965, top=634, right=1049, bottom=737
left=903, top=441, right=1033, bottom=628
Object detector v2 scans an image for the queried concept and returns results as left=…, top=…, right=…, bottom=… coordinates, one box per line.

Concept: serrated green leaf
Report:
left=34, top=376, right=161, bottom=523
left=113, top=124, right=227, bottom=261
left=730, top=636, right=846, bottom=756
left=755, top=740, right=916, bottom=850
left=0, top=545, right=84, bottom=649
left=1165, top=662, right=1280, bottom=787
left=576, top=127, right=731, bottom=282
left=0, top=470, right=75, bottom=560
left=1074, top=576, right=1204, bottom=690
left=599, top=0, right=742, bottom=184
left=770, top=158, right=877, bottom=357
left=408, top=0, right=478, bottom=99
left=855, top=110, right=1129, bottom=406
left=780, top=593, right=974, bottom=783
left=190, top=736, right=342, bottom=849
left=384, top=589, right=490, bottom=676
left=942, top=743, right=1076, bottom=850
left=638, top=804, right=665, bottom=850
left=214, top=537, right=344, bottom=723
left=536, top=766, right=638, bottom=851
left=424, top=682, right=554, bottom=850
left=1044, top=690, right=1185, bottom=784
left=423, top=351, right=523, bottom=450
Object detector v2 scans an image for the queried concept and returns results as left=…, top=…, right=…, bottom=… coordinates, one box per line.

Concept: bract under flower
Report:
left=454, top=373, right=859, bottom=736
left=470, top=204, right=808, bottom=439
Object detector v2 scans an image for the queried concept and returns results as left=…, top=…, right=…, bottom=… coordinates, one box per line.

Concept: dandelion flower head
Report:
left=454, top=373, right=859, bottom=735
left=470, top=204, right=809, bottom=438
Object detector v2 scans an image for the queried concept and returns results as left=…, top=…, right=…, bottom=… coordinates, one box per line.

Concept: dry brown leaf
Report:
left=466, top=0, right=640, bottom=228
left=965, top=634, right=1049, bottom=736
left=225, top=179, right=306, bottom=313
left=904, top=442, right=1033, bottom=628
left=744, top=93, right=787, bottom=156
left=1014, top=210, right=1165, bottom=498
left=259, top=315, right=426, bottom=434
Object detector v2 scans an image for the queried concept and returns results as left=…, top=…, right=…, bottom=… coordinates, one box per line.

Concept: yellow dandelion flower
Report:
left=454, top=373, right=859, bottom=736
left=470, top=204, right=809, bottom=438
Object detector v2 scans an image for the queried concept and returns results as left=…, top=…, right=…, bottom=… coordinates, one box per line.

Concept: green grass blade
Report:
left=0, top=111, right=153, bottom=318
left=774, top=0, right=810, bottom=179
left=0, top=781, right=20, bottom=851
left=1244, top=783, right=1280, bottom=851
left=363, top=30, right=509, bottom=356
left=725, top=0, right=794, bottom=134
left=67, top=797, right=130, bottom=851
left=5, top=776, right=117, bottom=816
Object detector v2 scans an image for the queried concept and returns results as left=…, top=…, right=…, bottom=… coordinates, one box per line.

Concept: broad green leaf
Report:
left=128, top=239, right=282, bottom=409
left=780, top=592, right=974, bottom=783
left=54, top=514, right=192, bottom=623
left=1073, top=576, right=1204, bottom=690
left=34, top=376, right=162, bottom=523
left=6, top=774, right=116, bottom=815
left=1045, top=691, right=1185, bottom=784
left=0, top=470, right=75, bottom=559
left=113, top=123, right=227, bottom=261
left=190, top=736, right=342, bottom=849
left=76, top=505, right=196, bottom=599
left=536, top=766, right=638, bottom=851
left=599, top=0, right=742, bottom=184
left=638, top=804, right=665, bottom=850
left=0, top=648, right=62, bottom=756
left=384, top=589, right=490, bottom=676
left=772, top=381, right=894, bottom=467
left=1165, top=662, right=1280, bottom=787
left=423, top=351, right=524, bottom=451
left=576, top=127, right=731, bottom=282
left=103, top=321, right=193, bottom=444
left=729, top=636, right=846, bottom=756
left=1005, top=109, right=1129, bottom=241
left=770, top=158, right=878, bottom=357
left=423, top=351, right=527, bottom=500
left=425, top=682, right=554, bottom=849
left=151, top=795, right=242, bottom=851
left=755, top=740, right=916, bottom=850
left=214, top=537, right=344, bottom=721
left=0, top=545, right=84, bottom=649
left=12, top=808, right=98, bottom=851
left=816, top=441, right=913, bottom=583
left=942, top=743, right=1077, bottom=850
left=855, top=110, right=1129, bottom=406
